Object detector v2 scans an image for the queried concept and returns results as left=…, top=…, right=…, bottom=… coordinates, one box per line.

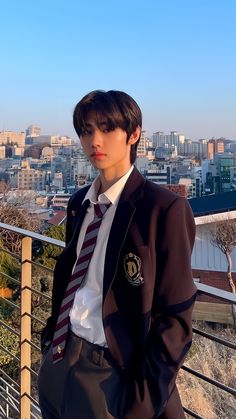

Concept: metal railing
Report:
left=0, top=222, right=64, bottom=419
left=0, top=221, right=235, bottom=419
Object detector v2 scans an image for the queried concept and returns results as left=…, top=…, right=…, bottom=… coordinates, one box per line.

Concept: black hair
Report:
left=73, top=90, right=142, bottom=164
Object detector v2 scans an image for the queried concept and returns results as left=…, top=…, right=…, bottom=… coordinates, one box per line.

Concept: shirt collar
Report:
left=83, top=166, right=134, bottom=206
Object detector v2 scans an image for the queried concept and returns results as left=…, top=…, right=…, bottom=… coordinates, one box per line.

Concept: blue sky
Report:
left=1, top=0, right=236, bottom=140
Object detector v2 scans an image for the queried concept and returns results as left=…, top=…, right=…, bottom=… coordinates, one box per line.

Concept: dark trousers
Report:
left=38, top=331, right=125, bottom=419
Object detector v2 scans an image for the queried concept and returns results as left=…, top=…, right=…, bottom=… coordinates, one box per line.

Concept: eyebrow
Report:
left=84, top=120, right=108, bottom=127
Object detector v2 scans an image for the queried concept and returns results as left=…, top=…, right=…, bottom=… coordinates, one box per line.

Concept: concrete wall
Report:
left=191, top=223, right=236, bottom=272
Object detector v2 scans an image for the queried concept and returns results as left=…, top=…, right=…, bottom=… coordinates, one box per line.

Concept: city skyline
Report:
left=1, top=125, right=235, bottom=144
left=1, top=1, right=236, bottom=141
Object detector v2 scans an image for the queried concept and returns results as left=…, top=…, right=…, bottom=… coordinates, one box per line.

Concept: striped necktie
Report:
left=52, top=203, right=110, bottom=363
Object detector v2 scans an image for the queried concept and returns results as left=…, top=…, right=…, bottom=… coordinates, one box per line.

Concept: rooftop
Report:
left=189, top=190, right=236, bottom=217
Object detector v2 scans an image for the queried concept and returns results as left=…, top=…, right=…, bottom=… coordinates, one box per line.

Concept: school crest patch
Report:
left=123, top=253, right=144, bottom=286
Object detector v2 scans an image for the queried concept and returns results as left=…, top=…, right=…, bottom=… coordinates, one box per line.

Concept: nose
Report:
left=91, top=128, right=103, bottom=148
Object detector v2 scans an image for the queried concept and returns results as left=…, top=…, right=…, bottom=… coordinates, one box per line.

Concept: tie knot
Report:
left=94, top=203, right=110, bottom=219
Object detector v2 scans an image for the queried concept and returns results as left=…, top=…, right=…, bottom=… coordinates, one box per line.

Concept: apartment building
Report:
left=0, top=131, right=26, bottom=147
left=17, top=168, right=46, bottom=191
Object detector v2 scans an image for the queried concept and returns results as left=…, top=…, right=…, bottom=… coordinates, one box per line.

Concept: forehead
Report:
left=83, top=110, right=112, bottom=127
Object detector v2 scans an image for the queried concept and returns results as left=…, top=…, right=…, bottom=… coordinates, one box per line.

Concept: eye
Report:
left=101, top=125, right=114, bottom=133
left=80, top=128, right=91, bottom=136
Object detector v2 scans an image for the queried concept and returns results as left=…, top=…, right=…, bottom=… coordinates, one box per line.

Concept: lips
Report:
left=91, top=152, right=107, bottom=157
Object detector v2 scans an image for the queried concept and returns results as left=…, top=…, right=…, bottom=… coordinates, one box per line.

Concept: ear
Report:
left=128, top=126, right=141, bottom=145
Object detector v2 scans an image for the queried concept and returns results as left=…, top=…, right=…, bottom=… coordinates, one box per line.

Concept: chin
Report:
left=91, top=162, right=107, bottom=170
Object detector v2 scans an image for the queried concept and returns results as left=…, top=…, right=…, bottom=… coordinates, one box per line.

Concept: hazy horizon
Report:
left=1, top=0, right=236, bottom=141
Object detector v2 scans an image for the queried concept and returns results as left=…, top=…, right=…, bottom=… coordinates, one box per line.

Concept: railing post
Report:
left=20, top=236, right=32, bottom=419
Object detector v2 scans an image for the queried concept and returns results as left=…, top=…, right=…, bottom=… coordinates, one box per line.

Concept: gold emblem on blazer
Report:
left=123, top=253, right=144, bottom=286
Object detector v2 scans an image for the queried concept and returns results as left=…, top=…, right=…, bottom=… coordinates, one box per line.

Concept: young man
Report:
left=38, top=90, right=197, bottom=419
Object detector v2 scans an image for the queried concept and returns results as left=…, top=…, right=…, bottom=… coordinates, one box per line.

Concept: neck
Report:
left=99, top=166, right=132, bottom=193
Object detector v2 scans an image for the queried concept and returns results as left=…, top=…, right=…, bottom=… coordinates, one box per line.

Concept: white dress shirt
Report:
left=69, top=166, right=134, bottom=346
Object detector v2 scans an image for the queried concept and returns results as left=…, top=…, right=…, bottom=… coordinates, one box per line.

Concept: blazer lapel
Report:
left=66, top=198, right=90, bottom=261
left=103, top=167, right=146, bottom=299
left=103, top=200, right=135, bottom=298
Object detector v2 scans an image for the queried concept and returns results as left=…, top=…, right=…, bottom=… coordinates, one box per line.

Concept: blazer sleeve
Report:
left=130, top=197, right=197, bottom=418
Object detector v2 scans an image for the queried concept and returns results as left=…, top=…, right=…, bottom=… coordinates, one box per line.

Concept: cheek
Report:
left=80, top=141, right=89, bottom=153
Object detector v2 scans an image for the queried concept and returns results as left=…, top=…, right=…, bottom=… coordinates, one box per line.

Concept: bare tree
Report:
left=0, top=203, right=42, bottom=254
left=211, top=220, right=236, bottom=293
left=0, top=180, right=10, bottom=196
left=5, top=189, right=36, bottom=208
left=211, top=219, right=236, bottom=324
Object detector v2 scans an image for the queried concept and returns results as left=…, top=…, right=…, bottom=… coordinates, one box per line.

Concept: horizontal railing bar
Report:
left=23, top=311, right=46, bottom=326
left=0, top=392, right=19, bottom=415
left=0, top=386, right=20, bottom=405
left=31, top=413, right=41, bottom=419
left=23, top=365, right=38, bottom=378
left=23, top=284, right=51, bottom=301
left=0, top=385, right=20, bottom=405
left=0, top=377, right=20, bottom=396
left=0, top=296, right=20, bottom=310
left=0, top=368, right=20, bottom=389
left=183, top=406, right=204, bottom=419
left=31, top=410, right=42, bottom=419
left=193, top=327, right=236, bottom=350
left=196, top=282, right=236, bottom=303
left=0, top=246, right=21, bottom=261
left=0, top=222, right=65, bottom=248
left=31, top=404, right=41, bottom=414
left=0, top=259, right=53, bottom=277
left=0, top=344, right=20, bottom=362
left=24, top=392, right=40, bottom=408
left=30, top=258, right=55, bottom=274
left=0, top=271, right=20, bottom=285
left=0, top=320, right=20, bottom=337
left=23, top=339, right=41, bottom=352
left=31, top=412, right=40, bottom=419
left=182, top=365, right=236, bottom=397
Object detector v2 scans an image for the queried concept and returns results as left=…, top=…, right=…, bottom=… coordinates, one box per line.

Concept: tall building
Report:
left=32, top=135, right=74, bottom=147
left=178, top=176, right=202, bottom=198
left=26, top=125, right=41, bottom=137
left=152, top=132, right=165, bottom=148
left=0, top=146, right=5, bottom=159
left=207, top=141, right=215, bottom=160
left=207, top=139, right=225, bottom=160
left=177, top=138, right=207, bottom=159
left=182, top=140, right=201, bottom=157
left=216, top=139, right=225, bottom=154
left=51, top=155, right=74, bottom=187
left=0, top=131, right=26, bottom=147
left=198, top=139, right=208, bottom=159
left=164, top=131, right=183, bottom=147
left=17, top=168, right=46, bottom=191
left=153, top=131, right=185, bottom=149
left=167, top=131, right=179, bottom=147
left=214, top=152, right=235, bottom=193
left=137, top=131, right=147, bottom=157
left=142, top=161, right=171, bottom=185
left=52, top=171, right=63, bottom=189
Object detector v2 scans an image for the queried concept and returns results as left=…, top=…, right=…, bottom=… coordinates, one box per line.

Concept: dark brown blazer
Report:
left=41, top=167, right=197, bottom=419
